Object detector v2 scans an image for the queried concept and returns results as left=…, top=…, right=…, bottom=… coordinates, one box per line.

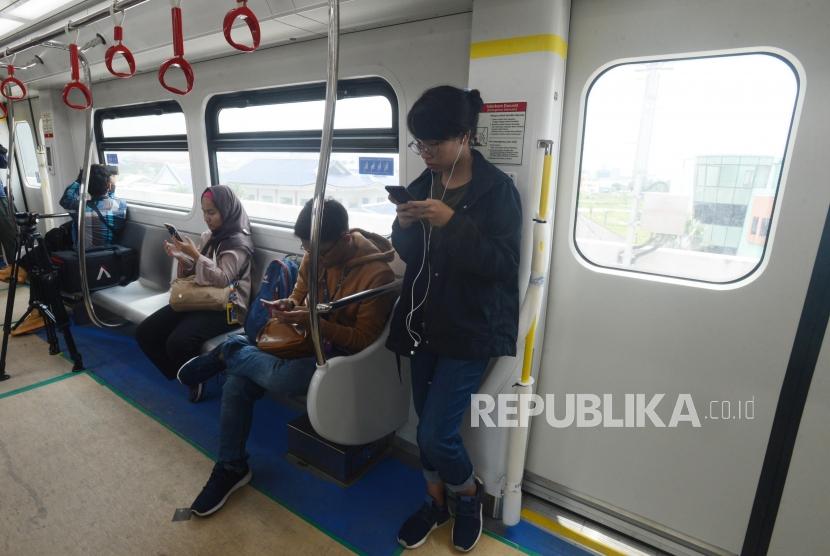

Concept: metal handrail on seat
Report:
left=316, top=279, right=401, bottom=314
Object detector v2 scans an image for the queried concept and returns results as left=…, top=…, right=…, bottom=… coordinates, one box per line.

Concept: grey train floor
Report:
left=0, top=290, right=526, bottom=555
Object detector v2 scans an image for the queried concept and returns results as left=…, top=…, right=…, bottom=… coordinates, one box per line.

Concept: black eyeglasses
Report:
left=408, top=139, right=443, bottom=156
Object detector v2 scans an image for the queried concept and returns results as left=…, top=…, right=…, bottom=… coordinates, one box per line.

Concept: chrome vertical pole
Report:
left=75, top=49, right=121, bottom=328
left=308, top=0, right=340, bottom=366
left=4, top=84, right=16, bottom=222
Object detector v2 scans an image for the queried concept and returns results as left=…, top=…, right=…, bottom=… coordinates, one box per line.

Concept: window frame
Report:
left=94, top=100, right=190, bottom=210
left=14, top=120, right=40, bottom=189
left=571, top=50, right=801, bottom=287
left=205, top=77, right=399, bottom=224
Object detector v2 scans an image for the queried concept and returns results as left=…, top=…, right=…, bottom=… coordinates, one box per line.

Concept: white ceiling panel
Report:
left=8, top=0, right=78, bottom=20
left=3, top=0, right=471, bottom=89
left=277, top=13, right=328, bottom=36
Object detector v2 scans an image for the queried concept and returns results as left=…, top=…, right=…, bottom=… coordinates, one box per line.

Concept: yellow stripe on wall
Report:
left=470, top=34, right=568, bottom=60
left=521, top=508, right=628, bottom=556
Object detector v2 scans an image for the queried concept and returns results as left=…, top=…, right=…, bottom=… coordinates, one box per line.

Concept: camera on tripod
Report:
left=0, top=210, right=84, bottom=376
left=14, top=212, right=40, bottom=237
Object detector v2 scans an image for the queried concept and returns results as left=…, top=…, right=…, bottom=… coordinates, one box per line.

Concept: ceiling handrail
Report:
left=158, top=0, right=194, bottom=95
left=105, top=1, right=136, bottom=78
left=61, top=42, right=93, bottom=110
left=223, top=0, right=261, bottom=52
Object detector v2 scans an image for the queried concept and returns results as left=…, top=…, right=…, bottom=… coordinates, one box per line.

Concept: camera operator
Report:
left=58, top=164, right=127, bottom=249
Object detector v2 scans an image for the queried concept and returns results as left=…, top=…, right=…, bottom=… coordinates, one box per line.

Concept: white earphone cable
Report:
left=405, top=136, right=466, bottom=349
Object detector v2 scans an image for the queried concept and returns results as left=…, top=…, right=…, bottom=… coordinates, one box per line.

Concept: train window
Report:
left=574, top=53, right=799, bottom=283
left=206, top=78, right=399, bottom=234
left=95, top=101, right=192, bottom=210
left=15, top=121, right=40, bottom=188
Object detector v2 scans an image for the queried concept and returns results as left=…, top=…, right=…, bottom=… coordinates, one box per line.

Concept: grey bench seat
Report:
left=86, top=223, right=279, bottom=352
left=91, top=279, right=169, bottom=324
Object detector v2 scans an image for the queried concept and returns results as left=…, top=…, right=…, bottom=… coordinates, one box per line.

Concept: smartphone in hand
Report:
left=385, top=185, right=415, bottom=204
left=164, top=223, right=183, bottom=241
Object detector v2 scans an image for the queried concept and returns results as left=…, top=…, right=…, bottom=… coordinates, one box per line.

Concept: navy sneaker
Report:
left=191, top=463, right=251, bottom=517
left=452, top=478, right=484, bottom=552
left=397, top=496, right=451, bottom=549
left=177, top=349, right=224, bottom=387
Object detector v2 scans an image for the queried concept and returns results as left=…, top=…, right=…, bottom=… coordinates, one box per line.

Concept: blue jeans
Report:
left=217, top=335, right=316, bottom=471
left=410, top=352, right=489, bottom=493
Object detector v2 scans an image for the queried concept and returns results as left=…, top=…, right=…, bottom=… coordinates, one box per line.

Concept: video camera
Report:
left=14, top=211, right=39, bottom=237
left=13, top=212, right=71, bottom=241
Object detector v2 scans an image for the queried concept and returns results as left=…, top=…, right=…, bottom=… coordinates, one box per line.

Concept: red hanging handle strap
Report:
left=105, top=25, right=136, bottom=78
left=62, top=43, right=93, bottom=110
left=158, top=6, right=194, bottom=95
left=1, top=65, right=27, bottom=101
left=223, top=0, right=261, bottom=52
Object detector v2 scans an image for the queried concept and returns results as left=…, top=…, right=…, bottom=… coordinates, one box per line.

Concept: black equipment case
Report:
left=51, top=246, right=139, bottom=293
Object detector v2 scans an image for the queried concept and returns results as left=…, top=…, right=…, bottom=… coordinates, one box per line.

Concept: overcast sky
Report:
left=581, top=53, right=799, bottom=192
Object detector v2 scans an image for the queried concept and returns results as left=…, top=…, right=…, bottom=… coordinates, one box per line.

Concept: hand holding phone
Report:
left=164, top=223, right=183, bottom=241
left=385, top=185, right=414, bottom=205
left=262, top=298, right=295, bottom=317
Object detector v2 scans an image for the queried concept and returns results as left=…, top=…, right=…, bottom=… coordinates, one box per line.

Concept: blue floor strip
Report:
left=43, top=323, right=589, bottom=556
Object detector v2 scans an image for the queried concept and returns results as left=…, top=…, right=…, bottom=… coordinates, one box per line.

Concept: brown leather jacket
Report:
left=289, top=229, right=396, bottom=354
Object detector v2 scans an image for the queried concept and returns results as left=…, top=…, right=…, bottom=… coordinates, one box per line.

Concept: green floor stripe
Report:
left=83, top=371, right=365, bottom=556
left=0, top=370, right=83, bottom=400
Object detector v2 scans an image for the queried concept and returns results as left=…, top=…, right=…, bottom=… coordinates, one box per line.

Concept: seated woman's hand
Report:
left=163, top=240, right=188, bottom=262
left=173, top=235, right=201, bottom=260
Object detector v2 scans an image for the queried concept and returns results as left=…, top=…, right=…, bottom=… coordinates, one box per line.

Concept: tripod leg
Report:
left=0, top=240, right=22, bottom=379
left=10, top=305, right=34, bottom=332
left=37, top=305, right=60, bottom=356
left=60, top=327, right=84, bottom=372
left=43, top=297, right=84, bottom=372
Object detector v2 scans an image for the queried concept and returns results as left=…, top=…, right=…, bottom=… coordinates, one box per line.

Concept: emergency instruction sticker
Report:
left=41, top=112, right=54, bottom=139
left=474, top=102, right=527, bottom=165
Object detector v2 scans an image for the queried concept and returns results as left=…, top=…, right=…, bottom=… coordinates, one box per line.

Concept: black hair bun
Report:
left=468, top=89, right=484, bottom=113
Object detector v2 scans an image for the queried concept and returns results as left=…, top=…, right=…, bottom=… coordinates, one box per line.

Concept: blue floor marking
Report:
left=46, top=323, right=590, bottom=556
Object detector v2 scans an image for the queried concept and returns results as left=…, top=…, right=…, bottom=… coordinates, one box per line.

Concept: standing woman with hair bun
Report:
left=386, top=86, right=522, bottom=552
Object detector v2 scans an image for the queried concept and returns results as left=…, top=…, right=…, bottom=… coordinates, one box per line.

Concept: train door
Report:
left=525, top=0, right=828, bottom=554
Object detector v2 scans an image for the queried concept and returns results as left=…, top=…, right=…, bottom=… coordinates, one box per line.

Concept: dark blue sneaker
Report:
left=397, top=496, right=451, bottom=549
left=191, top=463, right=251, bottom=517
left=177, top=349, right=224, bottom=387
left=452, top=478, right=484, bottom=552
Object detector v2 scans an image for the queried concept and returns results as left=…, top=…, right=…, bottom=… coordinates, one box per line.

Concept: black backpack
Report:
left=44, top=221, right=74, bottom=253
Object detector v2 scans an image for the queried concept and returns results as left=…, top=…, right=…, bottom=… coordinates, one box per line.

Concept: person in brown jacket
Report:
left=178, top=198, right=395, bottom=517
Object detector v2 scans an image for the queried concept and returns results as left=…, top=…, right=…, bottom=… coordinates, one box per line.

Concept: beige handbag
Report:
left=169, top=275, right=230, bottom=312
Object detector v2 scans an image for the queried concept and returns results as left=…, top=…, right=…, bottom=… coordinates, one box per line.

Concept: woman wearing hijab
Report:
left=136, top=186, right=254, bottom=402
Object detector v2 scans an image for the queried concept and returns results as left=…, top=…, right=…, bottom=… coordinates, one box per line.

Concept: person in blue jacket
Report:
left=386, top=86, right=522, bottom=552
left=59, top=164, right=127, bottom=248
